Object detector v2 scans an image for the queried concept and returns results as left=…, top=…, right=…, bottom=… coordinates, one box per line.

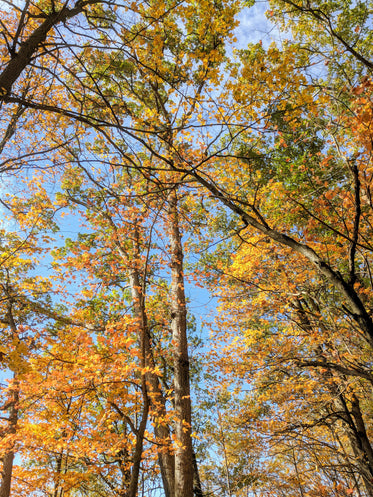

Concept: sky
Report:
left=236, top=1, right=277, bottom=47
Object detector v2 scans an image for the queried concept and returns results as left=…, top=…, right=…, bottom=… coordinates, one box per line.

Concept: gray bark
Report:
left=168, top=189, right=194, bottom=497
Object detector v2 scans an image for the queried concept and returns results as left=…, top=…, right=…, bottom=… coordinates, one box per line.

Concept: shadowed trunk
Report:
left=0, top=380, right=18, bottom=497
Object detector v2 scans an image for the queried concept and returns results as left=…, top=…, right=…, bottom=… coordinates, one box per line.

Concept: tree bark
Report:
left=192, top=449, right=204, bottom=497
left=0, top=379, right=19, bottom=497
left=0, top=297, right=20, bottom=497
left=126, top=382, right=149, bottom=497
left=124, top=227, right=175, bottom=497
left=331, top=390, right=373, bottom=497
left=168, top=189, right=194, bottom=497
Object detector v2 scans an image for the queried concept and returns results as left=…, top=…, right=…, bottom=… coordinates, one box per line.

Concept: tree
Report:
left=0, top=228, right=59, bottom=497
left=2, top=0, right=373, bottom=495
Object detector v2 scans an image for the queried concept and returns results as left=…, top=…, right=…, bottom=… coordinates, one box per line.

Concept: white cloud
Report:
left=234, top=2, right=283, bottom=49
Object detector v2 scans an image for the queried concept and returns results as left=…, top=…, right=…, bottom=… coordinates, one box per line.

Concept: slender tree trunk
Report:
left=0, top=379, right=19, bottom=497
left=0, top=299, right=20, bottom=497
left=192, top=449, right=204, bottom=497
left=168, top=189, right=194, bottom=497
left=127, top=380, right=149, bottom=497
left=53, top=449, right=64, bottom=497
left=217, top=410, right=232, bottom=497
left=351, top=394, right=373, bottom=470
left=126, top=226, right=175, bottom=497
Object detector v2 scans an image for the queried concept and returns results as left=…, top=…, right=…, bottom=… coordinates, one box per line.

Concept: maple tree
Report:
left=190, top=4, right=373, bottom=495
left=0, top=226, right=62, bottom=497
left=1, top=0, right=373, bottom=496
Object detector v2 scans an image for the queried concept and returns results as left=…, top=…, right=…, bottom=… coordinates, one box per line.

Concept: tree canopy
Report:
left=0, top=0, right=373, bottom=496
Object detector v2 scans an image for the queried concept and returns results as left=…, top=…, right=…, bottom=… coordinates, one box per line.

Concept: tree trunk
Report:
left=168, top=189, right=194, bottom=497
left=126, top=382, right=149, bottom=497
left=125, top=227, right=175, bottom=497
left=0, top=379, right=19, bottom=497
left=192, top=449, right=204, bottom=497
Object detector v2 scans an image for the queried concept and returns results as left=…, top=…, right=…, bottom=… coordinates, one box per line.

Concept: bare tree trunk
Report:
left=126, top=381, right=149, bottom=497
left=192, top=449, right=204, bottom=497
left=168, top=189, right=194, bottom=497
left=351, top=394, right=373, bottom=470
left=125, top=226, right=175, bottom=497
